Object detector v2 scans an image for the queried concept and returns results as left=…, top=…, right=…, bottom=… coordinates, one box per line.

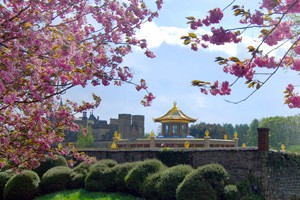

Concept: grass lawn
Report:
left=34, top=189, right=143, bottom=200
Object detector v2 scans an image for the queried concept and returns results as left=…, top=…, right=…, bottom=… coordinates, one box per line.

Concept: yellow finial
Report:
left=111, top=142, right=117, bottom=149
left=150, top=130, right=155, bottom=137
left=173, top=101, right=177, bottom=107
left=114, top=131, right=118, bottom=138
left=224, top=134, right=228, bottom=140
left=242, top=143, right=246, bottom=148
left=205, top=130, right=209, bottom=137
left=281, top=144, right=285, bottom=151
left=234, top=132, right=238, bottom=139
left=184, top=141, right=190, bottom=149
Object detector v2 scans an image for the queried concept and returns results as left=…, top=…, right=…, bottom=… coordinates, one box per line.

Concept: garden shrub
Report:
left=4, top=170, right=40, bottom=200
left=125, top=159, right=166, bottom=196
left=88, top=159, right=117, bottom=172
left=40, top=166, right=72, bottom=194
left=84, top=159, right=118, bottom=192
left=141, top=172, right=162, bottom=200
left=0, top=171, right=15, bottom=199
left=240, top=193, right=264, bottom=200
left=157, top=164, right=193, bottom=200
left=196, top=163, right=230, bottom=198
left=111, top=162, right=138, bottom=193
left=70, top=161, right=95, bottom=189
left=176, top=177, right=217, bottom=200
left=224, top=184, right=240, bottom=200
left=84, top=167, right=115, bottom=192
left=33, top=155, right=68, bottom=178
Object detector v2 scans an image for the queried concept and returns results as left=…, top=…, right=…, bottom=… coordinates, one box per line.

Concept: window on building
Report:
left=165, top=125, right=169, bottom=134
left=182, top=124, right=187, bottom=134
left=173, top=125, right=178, bottom=134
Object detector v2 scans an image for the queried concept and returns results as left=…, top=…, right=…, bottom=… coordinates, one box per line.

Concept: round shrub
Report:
left=125, top=159, right=166, bottom=196
left=176, top=177, right=217, bottom=200
left=4, top=170, right=40, bottom=200
left=157, top=164, right=193, bottom=200
left=40, top=166, right=72, bottom=194
left=84, top=167, right=115, bottom=192
left=33, top=155, right=68, bottom=178
left=70, top=161, right=95, bottom=189
left=0, top=171, right=15, bottom=199
left=224, top=184, right=240, bottom=200
left=88, top=159, right=117, bottom=172
left=111, top=162, right=138, bottom=192
left=196, top=163, right=230, bottom=198
left=141, top=172, right=162, bottom=200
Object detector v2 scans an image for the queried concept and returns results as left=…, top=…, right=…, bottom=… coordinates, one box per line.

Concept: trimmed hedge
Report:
left=70, top=161, right=95, bottom=189
left=195, top=163, right=230, bottom=198
left=0, top=171, right=15, bottom=199
left=176, top=163, right=230, bottom=200
left=141, top=172, right=162, bottom=200
left=125, top=159, right=166, bottom=196
left=40, top=166, right=72, bottom=194
left=157, top=164, right=193, bottom=200
left=4, top=170, right=40, bottom=200
left=84, top=167, right=115, bottom=192
left=224, top=184, right=240, bottom=200
left=176, top=178, right=217, bottom=200
left=33, top=155, right=68, bottom=178
left=88, top=159, right=117, bottom=172
left=84, top=159, right=118, bottom=192
left=111, top=162, right=138, bottom=193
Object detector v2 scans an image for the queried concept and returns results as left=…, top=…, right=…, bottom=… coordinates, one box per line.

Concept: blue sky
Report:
left=66, top=0, right=300, bottom=134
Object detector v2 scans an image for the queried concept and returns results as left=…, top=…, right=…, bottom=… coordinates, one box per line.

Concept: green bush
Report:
left=125, top=159, right=166, bottom=196
left=240, top=193, right=264, bottom=200
left=111, top=162, right=138, bottom=193
left=141, top=172, right=162, bottom=200
left=196, top=163, right=230, bottom=198
left=224, top=184, right=240, bottom=200
left=40, top=166, right=72, bottom=194
left=4, top=170, right=40, bottom=200
left=70, top=161, right=95, bottom=189
left=84, top=167, right=115, bottom=192
left=0, top=171, right=15, bottom=199
left=33, top=155, right=68, bottom=178
left=176, top=177, right=217, bottom=200
left=88, top=159, right=117, bottom=172
left=157, top=164, right=193, bottom=200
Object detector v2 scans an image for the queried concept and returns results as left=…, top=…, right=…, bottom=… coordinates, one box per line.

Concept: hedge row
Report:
left=0, top=156, right=265, bottom=200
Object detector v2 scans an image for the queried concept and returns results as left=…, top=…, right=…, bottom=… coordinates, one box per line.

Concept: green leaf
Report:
left=180, top=36, right=189, bottom=40
left=248, top=82, right=255, bottom=88
left=215, top=56, right=225, bottom=62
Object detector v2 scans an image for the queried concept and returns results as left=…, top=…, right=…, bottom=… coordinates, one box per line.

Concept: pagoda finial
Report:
left=173, top=101, right=177, bottom=107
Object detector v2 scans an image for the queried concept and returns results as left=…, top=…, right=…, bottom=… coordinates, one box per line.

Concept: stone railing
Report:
left=111, top=135, right=239, bottom=149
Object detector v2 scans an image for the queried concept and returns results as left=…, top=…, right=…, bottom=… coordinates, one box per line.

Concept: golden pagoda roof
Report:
left=153, top=102, right=197, bottom=123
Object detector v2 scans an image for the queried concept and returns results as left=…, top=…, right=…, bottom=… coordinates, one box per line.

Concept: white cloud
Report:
left=136, top=22, right=239, bottom=56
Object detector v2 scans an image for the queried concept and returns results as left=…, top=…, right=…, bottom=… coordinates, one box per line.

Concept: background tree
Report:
left=0, top=0, right=163, bottom=170
left=183, top=0, right=300, bottom=109
left=234, top=124, right=249, bottom=146
left=246, top=119, right=260, bottom=146
left=76, top=125, right=94, bottom=149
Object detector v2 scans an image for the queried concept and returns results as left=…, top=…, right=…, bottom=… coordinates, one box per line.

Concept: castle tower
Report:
left=118, top=114, right=132, bottom=139
left=153, top=102, right=196, bottom=137
left=132, top=115, right=145, bottom=138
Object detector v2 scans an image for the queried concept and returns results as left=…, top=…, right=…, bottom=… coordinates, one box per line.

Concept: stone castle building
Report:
left=64, top=111, right=145, bottom=144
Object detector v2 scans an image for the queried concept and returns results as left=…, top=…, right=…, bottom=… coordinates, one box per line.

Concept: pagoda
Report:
left=154, top=102, right=197, bottom=137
